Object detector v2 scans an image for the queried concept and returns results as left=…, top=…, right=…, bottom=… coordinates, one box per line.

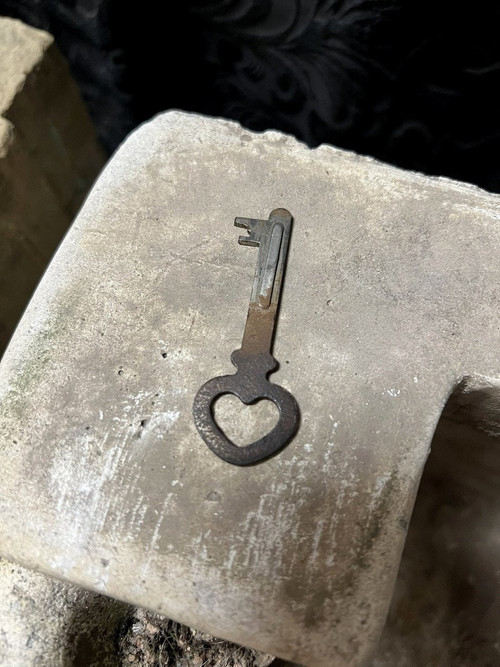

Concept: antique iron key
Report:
left=193, top=208, right=300, bottom=466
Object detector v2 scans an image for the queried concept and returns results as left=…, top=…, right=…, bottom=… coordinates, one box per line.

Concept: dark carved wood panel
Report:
left=2, top=0, right=500, bottom=192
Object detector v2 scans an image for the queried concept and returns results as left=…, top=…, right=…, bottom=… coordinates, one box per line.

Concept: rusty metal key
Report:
left=193, top=208, right=300, bottom=466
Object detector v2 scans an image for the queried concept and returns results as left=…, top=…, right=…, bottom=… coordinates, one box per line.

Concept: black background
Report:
left=2, top=0, right=500, bottom=193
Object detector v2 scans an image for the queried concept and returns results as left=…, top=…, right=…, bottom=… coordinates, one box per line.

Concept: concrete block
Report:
left=0, top=18, right=106, bottom=350
left=0, top=556, right=130, bottom=666
left=0, top=111, right=499, bottom=666
left=0, top=555, right=276, bottom=666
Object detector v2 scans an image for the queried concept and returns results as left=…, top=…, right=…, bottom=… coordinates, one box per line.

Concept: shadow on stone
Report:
left=376, top=375, right=500, bottom=665
left=62, top=591, right=132, bottom=667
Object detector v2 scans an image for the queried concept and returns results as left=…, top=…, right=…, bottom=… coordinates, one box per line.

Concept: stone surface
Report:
left=0, top=555, right=277, bottom=667
left=0, top=17, right=106, bottom=351
left=0, top=111, right=500, bottom=666
left=0, top=18, right=52, bottom=111
left=0, top=556, right=131, bottom=666
left=375, top=380, right=500, bottom=665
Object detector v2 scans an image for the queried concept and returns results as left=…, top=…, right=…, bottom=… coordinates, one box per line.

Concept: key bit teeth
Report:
left=234, top=217, right=252, bottom=230
left=238, top=235, right=260, bottom=247
left=235, top=217, right=261, bottom=246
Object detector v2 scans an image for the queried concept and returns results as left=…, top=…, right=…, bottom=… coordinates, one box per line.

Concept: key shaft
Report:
left=235, top=208, right=292, bottom=355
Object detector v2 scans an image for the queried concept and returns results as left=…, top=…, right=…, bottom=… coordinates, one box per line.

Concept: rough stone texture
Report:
left=0, top=555, right=277, bottom=667
left=375, top=381, right=500, bottom=665
left=0, top=17, right=106, bottom=351
left=0, top=111, right=499, bottom=666
left=0, top=556, right=131, bottom=666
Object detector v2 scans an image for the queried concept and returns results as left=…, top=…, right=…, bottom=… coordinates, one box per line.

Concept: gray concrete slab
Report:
left=0, top=556, right=130, bottom=666
left=0, top=17, right=105, bottom=350
left=1, top=111, right=500, bottom=666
